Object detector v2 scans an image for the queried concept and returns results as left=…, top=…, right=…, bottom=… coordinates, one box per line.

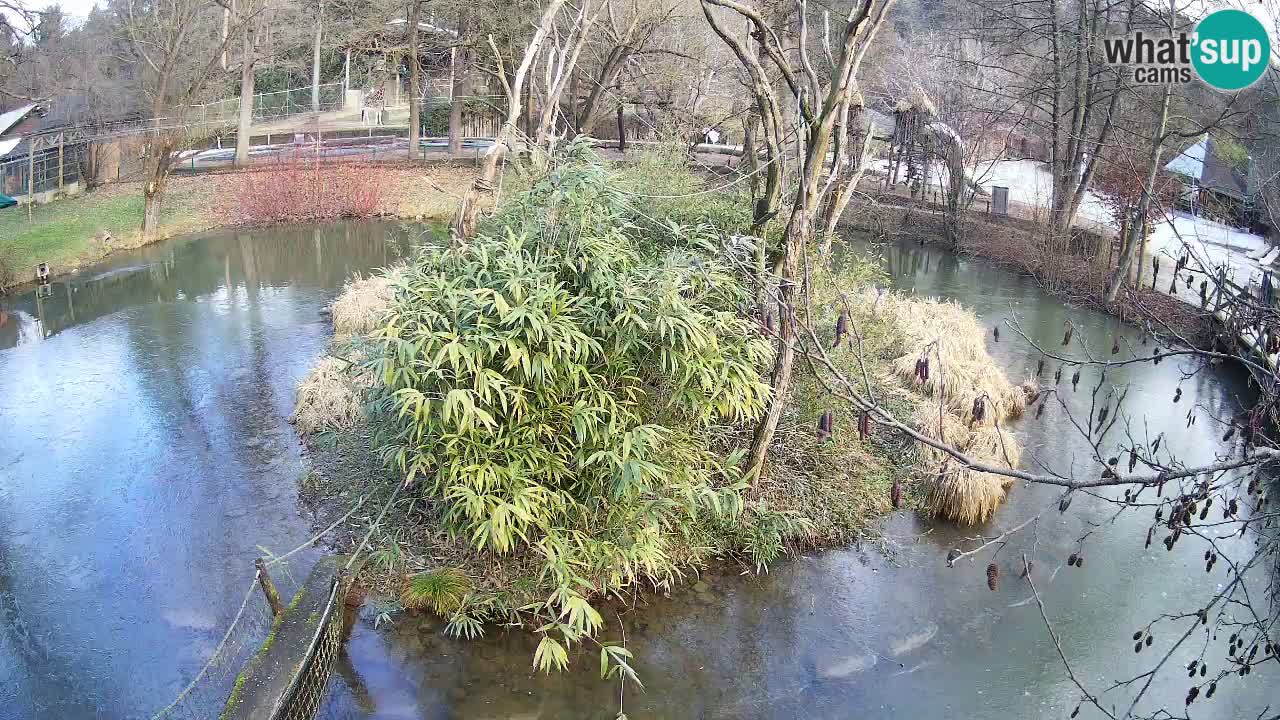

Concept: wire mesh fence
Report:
left=150, top=572, right=279, bottom=720
left=0, top=142, right=89, bottom=198
left=272, top=574, right=348, bottom=720
left=188, top=83, right=346, bottom=126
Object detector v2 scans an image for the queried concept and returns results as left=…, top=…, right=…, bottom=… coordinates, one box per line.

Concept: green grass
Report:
left=0, top=186, right=204, bottom=286
left=1, top=191, right=142, bottom=271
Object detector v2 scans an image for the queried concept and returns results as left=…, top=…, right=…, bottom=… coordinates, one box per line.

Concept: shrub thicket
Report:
left=234, top=157, right=385, bottom=224
left=366, top=143, right=775, bottom=669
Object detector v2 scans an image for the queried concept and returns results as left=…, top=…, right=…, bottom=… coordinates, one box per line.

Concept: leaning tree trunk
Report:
left=407, top=0, right=422, bottom=160
left=575, top=46, right=631, bottom=135
left=454, top=0, right=566, bottom=239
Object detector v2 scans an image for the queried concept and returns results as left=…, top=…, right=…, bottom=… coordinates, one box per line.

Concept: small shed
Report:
left=0, top=102, right=91, bottom=203
left=1165, top=134, right=1251, bottom=222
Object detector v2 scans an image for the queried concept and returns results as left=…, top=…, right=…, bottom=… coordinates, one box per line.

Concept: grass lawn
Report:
left=2, top=191, right=142, bottom=272
left=0, top=182, right=216, bottom=286
left=0, top=163, right=474, bottom=289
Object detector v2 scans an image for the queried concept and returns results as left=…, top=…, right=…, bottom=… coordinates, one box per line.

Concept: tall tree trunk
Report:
left=311, top=0, right=323, bottom=112
left=454, top=0, right=566, bottom=239
left=1105, top=84, right=1172, bottom=302
left=235, top=16, right=257, bottom=167
left=407, top=0, right=421, bottom=160
left=448, top=16, right=469, bottom=156
left=142, top=133, right=174, bottom=243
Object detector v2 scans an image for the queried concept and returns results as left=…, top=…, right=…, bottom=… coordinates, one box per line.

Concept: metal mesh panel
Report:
left=271, top=573, right=347, bottom=720
left=0, top=143, right=88, bottom=197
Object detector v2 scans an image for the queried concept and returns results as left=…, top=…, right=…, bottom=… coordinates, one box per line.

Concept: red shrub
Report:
left=234, top=156, right=387, bottom=224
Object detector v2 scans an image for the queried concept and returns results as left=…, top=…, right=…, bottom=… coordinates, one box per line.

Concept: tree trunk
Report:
left=616, top=104, right=625, bottom=151
left=141, top=134, right=174, bottom=244
left=1105, top=82, right=1171, bottom=303
left=311, top=0, right=323, bottom=112
left=448, top=17, right=469, bottom=157
left=454, top=0, right=566, bottom=239
left=745, top=228, right=799, bottom=479
left=407, top=0, right=421, bottom=160
left=576, top=46, right=631, bottom=135
left=742, top=112, right=758, bottom=199
left=235, top=17, right=257, bottom=167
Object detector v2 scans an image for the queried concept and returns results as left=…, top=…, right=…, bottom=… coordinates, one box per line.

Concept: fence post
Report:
left=58, top=135, right=65, bottom=192
left=255, top=558, right=285, bottom=616
left=27, top=141, right=35, bottom=219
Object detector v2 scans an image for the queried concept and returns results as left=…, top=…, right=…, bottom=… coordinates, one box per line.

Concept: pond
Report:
left=0, top=221, right=414, bottom=719
left=0, top=224, right=1274, bottom=719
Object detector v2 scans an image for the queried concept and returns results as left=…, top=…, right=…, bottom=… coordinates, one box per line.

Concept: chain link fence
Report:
left=188, top=83, right=346, bottom=126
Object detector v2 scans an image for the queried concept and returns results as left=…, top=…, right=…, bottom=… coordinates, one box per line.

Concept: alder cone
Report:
left=986, top=562, right=999, bottom=591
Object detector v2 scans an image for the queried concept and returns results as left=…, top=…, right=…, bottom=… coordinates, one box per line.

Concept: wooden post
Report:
left=255, top=557, right=285, bottom=616
left=27, top=139, right=35, bottom=221
left=57, top=135, right=65, bottom=192
left=616, top=104, right=625, bottom=152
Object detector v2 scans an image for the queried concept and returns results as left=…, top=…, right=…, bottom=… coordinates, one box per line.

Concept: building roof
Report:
left=0, top=103, right=37, bottom=138
left=1165, top=134, right=1249, bottom=200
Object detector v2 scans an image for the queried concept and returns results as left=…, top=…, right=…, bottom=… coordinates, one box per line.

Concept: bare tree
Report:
left=120, top=0, right=241, bottom=241
left=535, top=1, right=597, bottom=152
left=702, top=0, right=896, bottom=480
left=453, top=0, right=567, bottom=239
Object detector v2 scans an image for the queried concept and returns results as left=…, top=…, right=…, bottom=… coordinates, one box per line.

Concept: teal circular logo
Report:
left=1192, top=9, right=1270, bottom=91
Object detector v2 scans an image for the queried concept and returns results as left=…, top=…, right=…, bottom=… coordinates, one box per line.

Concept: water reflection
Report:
left=320, top=236, right=1276, bottom=720
left=0, top=221, right=417, bottom=719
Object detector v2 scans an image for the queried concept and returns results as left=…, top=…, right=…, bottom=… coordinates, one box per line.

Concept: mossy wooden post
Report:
left=255, top=558, right=285, bottom=616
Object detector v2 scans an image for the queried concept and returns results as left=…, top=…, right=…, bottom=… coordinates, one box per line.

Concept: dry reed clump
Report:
left=876, top=292, right=1031, bottom=525
left=331, top=268, right=401, bottom=338
left=292, top=356, right=371, bottom=434
left=884, top=294, right=1032, bottom=425
left=910, top=404, right=1020, bottom=525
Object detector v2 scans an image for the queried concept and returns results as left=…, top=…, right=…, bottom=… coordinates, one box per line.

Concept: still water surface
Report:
left=0, top=221, right=412, bottom=718
left=0, top=226, right=1274, bottom=719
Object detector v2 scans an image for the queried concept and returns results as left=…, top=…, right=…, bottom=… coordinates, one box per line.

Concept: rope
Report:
left=150, top=570, right=263, bottom=720
left=264, top=493, right=370, bottom=568
left=345, top=482, right=405, bottom=572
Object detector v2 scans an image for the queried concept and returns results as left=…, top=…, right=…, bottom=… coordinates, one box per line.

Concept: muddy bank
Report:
left=843, top=198, right=1215, bottom=345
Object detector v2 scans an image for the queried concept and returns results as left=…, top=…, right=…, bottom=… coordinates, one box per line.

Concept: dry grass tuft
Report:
left=882, top=293, right=1032, bottom=425
left=878, top=292, right=1027, bottom=525
left=292, top=356, right=369, bottom=434
left=910, top=405, right=1020, bottom=524
left=331, top=269, right=400, bottom=338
